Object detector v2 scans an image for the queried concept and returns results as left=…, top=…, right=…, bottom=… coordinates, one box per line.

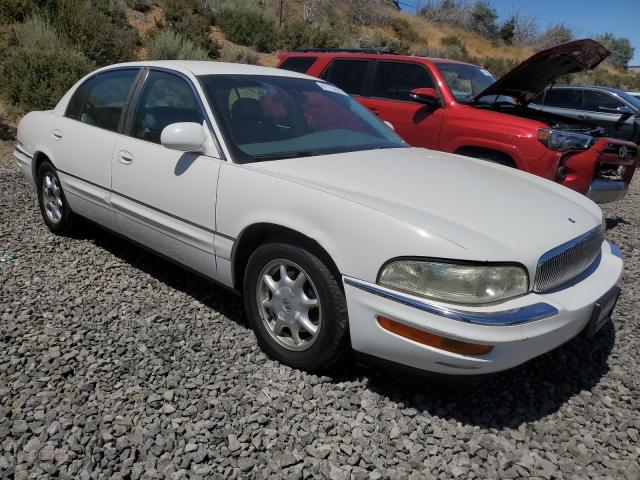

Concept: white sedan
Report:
left=15, top=61, right=622, bottom=376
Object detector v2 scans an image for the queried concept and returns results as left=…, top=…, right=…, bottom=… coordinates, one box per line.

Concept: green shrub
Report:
left=212, top=0, right=277, bottom=52
left=56, top=0, right=138, bottom=66
left=0, top=16, right=94, bottom=112
left=161, top=0, right=199, bottom=22
left=440, top=36, right=469, bottom=61
left=0, top=0, right=37, bottom=22
left=146, top=29, right=210, bottom=60
left=279, top=20, right=341, bottom=51
left=127, top=0, right=152, bottom=12
left=360, top=31, right=409, bottom=55
left=219, top=44, right=258, bottom=65
left=391, top=17, right=420, bottom=43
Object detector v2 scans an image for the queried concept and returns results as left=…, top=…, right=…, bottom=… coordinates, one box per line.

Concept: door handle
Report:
left=118, top=150, right=133, bottom=165
left=578, top=114, right=592, bottom=120
left=51, top=129, right=63, bottom=141
left=369, top=108, right=380, bottom=116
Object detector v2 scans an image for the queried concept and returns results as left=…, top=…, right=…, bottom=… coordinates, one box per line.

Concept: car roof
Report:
left=281, top=51, right=478, bottom=67
left=548, top=84, right=625, bottom=94
left=96, top=60, right=315, bottom=79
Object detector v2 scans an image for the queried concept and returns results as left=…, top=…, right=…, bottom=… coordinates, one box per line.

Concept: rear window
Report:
left=321, top=59, right=369, bottom=96
left=279, top=56, right=317, bottom=74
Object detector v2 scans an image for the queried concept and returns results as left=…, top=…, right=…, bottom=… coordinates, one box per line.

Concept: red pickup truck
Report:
left=278, top=40, right=637, bottom=203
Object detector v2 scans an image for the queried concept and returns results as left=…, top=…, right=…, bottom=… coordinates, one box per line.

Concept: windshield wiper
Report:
left=252, top=150, right=321, bottom=161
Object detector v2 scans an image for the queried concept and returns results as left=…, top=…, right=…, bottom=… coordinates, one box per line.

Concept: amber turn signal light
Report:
left=377, top=316, right=493, bottom=356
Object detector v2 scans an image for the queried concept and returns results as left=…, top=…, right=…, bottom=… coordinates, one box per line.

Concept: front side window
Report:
left=582, top=90, right=623, bottom=112
left=198, top=74, right=405, bottom=163
left=372, top=61, right=435, bottom=102
left=544, top=88, right=581, bottom=109
left=320, top=59, right=369, bottom=96
left=435, top=63, right=496, bottom=102
left=66, top=69, right=139, bottom=132
left=133, top=71, right=204, bottom=144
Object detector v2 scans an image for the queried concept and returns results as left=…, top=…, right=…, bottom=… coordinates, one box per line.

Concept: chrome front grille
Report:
left=534, top=226, right=604, bottom=292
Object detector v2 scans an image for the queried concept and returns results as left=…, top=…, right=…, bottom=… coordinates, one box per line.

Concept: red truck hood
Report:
left=473, top=39, right=610, bottom=105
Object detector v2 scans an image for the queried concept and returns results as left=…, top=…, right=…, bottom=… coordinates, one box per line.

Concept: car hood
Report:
left=473, top=39, right=610, bottom=105
left=247, top=148, right=602, bottom=265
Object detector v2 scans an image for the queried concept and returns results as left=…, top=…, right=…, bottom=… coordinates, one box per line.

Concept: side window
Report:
left=279, top=56, right=317, bottom=74
left=66, top=69, right=139, bottom=132
left=544, top=88, right=581, bottom=109
left=582, top=90, right=624, bottom=112
left=133, top=71, right=204, bottom=144
left=372, top=61, right=435, bottom=102
left=321, top=59, right=369, bottom=96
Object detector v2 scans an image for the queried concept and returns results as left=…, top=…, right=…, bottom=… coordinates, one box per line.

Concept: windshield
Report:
left=198, top=74, right=406, bottom=163
left=436, top=63, right=496, bottom=102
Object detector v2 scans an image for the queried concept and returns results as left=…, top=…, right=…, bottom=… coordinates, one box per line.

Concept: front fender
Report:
left=216, top=164, right=467, bottom=283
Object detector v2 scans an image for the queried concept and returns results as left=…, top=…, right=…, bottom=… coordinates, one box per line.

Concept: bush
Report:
left=161, top=0, right=200, bottom=21
left=212, top=0, right=277, bottom=52
left=391, top=17, right=420, bottom=43
left=0, top=16, right=94, bottom=112
left=595, top=33, right=635, bottom=69
left=174, top=12, right=211, bottom=48
left=219, top=44, right=258, bottom=65
left=146, top=29, right=210, bottom=60
left=360, top=31, right=409, bottom=55
left=55, top=0, right=138, bottom=66
left=468, top=0, right=497, bottom=39
left=279, top=20, right=342, bottom=51
left=126, top=0, right=152, bottom=12
left=0, top=0, right=36, bottom=22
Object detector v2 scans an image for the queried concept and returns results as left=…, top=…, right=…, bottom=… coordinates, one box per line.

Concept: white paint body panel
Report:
left=14, top=60, right=622, bottom=376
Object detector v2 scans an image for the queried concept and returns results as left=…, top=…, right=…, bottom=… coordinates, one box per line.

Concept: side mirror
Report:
left=410, top=87, right=441, bottom=107
left=161, top=122, right=207, bottom=153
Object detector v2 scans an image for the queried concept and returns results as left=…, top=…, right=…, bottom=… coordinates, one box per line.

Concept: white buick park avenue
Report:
left=15, top=61, right=623, bottom=376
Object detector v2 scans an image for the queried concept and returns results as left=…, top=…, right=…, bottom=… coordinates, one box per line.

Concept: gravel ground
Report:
left=1, top=139, right=639, bottom=480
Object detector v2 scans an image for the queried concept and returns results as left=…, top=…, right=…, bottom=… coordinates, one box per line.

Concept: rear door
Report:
left=361, top=60, right=444, bottom=149
left=320, top=58, right=373, bottom=101
left=110, top=69, right=222, bottom=279
left=48, top=68, right=140, bottom=230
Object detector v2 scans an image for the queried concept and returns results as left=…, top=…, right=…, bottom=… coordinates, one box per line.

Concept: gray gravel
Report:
left=1, top=139, right=639, bottom=479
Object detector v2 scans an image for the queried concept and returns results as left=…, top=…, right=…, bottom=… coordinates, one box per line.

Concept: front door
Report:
left=580, top=89, right=637, bottom=141
left=110, top=70, right=222, bottom=279
left=358, top=60, right=444, bottom=149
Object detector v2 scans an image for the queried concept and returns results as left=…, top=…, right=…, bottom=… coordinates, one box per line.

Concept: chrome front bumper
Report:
left=586, top=179, right=628, bottom=203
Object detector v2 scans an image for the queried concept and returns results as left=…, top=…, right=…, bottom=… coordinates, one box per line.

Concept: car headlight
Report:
left=537, top=129, right=593, bottom=151
left=378, top=259, right=529, bottom=305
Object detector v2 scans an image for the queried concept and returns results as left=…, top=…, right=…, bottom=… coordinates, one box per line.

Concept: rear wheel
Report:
left=243, top=243, right=350, bottom=372
left=36, top=162, right=75, bottom=234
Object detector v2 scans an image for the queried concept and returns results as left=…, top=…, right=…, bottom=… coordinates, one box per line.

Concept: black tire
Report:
left=36, top=161, right=75, bottom=235
left=243, top=242, right=350, bottom=372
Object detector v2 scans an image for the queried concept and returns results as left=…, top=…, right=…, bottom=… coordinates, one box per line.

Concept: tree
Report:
left=469, top=0, right=497, bottom=39
left=537, top=23, right=572, bottom=50
left=595, top=33, right=635, bottom=69
left=499, top=15, right=515, bottom=44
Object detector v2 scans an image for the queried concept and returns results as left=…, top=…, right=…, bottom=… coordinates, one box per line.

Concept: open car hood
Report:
left=472, top=39, right=610, bottom=105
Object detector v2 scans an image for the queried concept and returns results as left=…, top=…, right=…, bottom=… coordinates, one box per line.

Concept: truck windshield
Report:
left=198, top=74, right=406, bottom=163
left=436, top=63, right=496, bottom=102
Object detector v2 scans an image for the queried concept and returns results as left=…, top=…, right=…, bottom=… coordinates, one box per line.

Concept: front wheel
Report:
left=36, top=161, right=75, bottom=234
left=243, top=243, right=350, bottom=372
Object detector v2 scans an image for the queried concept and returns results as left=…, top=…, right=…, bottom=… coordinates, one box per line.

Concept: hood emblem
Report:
left=568, top=217, right=576, bottom=223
